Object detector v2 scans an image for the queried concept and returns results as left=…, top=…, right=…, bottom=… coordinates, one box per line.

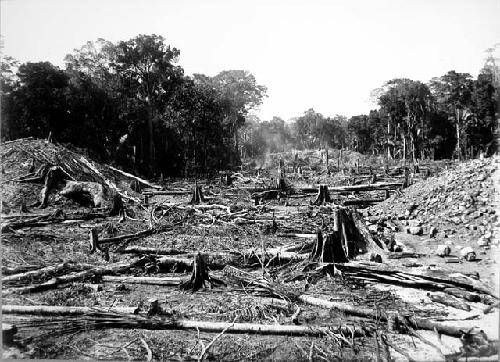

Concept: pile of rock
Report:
left=366, top=156, right=498, bottom=248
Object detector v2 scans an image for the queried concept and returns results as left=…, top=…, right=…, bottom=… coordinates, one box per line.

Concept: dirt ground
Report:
left=1, top=140, right=499, bottom=361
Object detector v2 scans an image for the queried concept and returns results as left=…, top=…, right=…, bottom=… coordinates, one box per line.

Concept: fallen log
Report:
left=2, top=261, right=92, bottom=285
left=300, top=182, right=402, bottom=194
left=342, top=198, right=384, bottom=206
left=1, top=211, right=107, bottom=232
left=2, top=259, right=142, bottom=295
left=335, top=262, right=497, bottom=299
left=102, top=276, right=182, bottom=286
left=2, top=307, right=367, bottom=337
left=107, top=165, right=161, bottom=190
left=117, top=246, right=185, bottom=256
left=428, top=292, right=471, bottom=311
left=89, top=228, right=155, bottom=252
left=142, top=190, right=191, bottom=196
left=2, top=305, right=139, bottom=315
left=298, top=295, right=482, bottom=338
left=78, top=156, right=141, bottom=204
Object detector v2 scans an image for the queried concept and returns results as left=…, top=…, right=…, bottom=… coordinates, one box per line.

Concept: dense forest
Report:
left=1, top=34, right=498, bottom=177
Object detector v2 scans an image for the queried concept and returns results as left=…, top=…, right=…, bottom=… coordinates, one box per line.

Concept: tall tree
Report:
left=429, top=71, right=474, bottom=160
left=377, top=79, right=432, bottom=161
left=113, top=34, right=183, bottom=173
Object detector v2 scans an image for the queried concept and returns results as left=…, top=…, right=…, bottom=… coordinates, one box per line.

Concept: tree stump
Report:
left=130, top=179, right=142, bottom=192
left=190, top=184, right=205, bottom=204
left=309, top=230, right=348, bottom=263
left=311, top=185, right=332, bottom=205
left=221, top=173, right=232, bottom=186
left=2, top=323, right=17, bottom=346
left=109, top=193, right=124, bottom=216
left=181, top=253, right=223, bottom=292
left=88, top=228, right=109, bottom=261
left=39, top=166, right=71, bottom=208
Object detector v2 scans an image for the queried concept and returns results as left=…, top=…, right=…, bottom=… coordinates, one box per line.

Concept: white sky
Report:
left=1, top=0, right=499, bottom=120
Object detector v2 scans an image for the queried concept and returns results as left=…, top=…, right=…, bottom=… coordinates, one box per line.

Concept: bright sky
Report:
left=1, top=0, right=499, bottom=120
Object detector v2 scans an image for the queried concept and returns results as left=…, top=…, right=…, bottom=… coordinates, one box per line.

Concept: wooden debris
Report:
left=102, top=275, right=182, bottom=286
left=2, top=323, right=17, bottom=346
left=190, top=183, right=205, bottom=204
left=180, top=253, right=224, bottom=292
left=2, top=305, right=139, bottom=315
left=39, top=166, right=73, bottom=208
left=2, top=259, right=142, bottom=295
left=311, top=185, right=332, bottom=205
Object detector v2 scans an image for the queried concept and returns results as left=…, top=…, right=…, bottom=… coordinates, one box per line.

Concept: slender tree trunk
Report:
left=147, top=102, right=154, bottom=172
left=402, top=133, right=406, bottom=162
left=455, top=108, right=461, bottom=160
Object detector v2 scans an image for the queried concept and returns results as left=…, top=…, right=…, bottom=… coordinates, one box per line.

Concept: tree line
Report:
left=242, top=66, right=498, bottom=162
left=1, top=34, right=498, bottom=178
left=1, top=35, right=266, bottom=177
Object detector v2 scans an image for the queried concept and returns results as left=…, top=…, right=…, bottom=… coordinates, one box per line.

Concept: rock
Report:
left=460, top=247, right=476, bottom=261
left=429, top=226, right=438, bottom=238
left=477, top=237, right=489, bottom=247
left=408, top=226, right=423, bottom=235
left=436, top=245, right=451, bottom=257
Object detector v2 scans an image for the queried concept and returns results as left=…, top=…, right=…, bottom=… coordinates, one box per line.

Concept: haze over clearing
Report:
left=1, top=0, right=499, bottom=120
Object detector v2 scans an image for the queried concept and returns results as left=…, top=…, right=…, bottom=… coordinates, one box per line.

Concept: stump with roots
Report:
left=181, top=253, right=223, bottom=292
left=311, top=184, right=332, bottom=205
left=310, top=207, right=381, bottom=263
left=310, top=230, right=348, bottom=263
left=109, top=193, right=124, bottom=216
left=39, top=166, right=72, bottom=208
left=190, top=183, right=205, bottom=204
left=88, top=228, right=110, bottom=261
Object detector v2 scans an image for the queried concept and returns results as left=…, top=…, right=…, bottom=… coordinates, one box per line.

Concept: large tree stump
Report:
left=59, top=181, right=107, bottom=208
left=309, top=208, right=383, bottom=262
left=311, top=185, right=332, bottom=205
left=181, top=253, right=223, bottom=292
left=39, top=166, right=72, bottom=208
left=309, top=230, right=348, bottom=263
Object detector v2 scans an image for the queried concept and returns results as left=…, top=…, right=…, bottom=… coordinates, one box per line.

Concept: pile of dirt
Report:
left=1, top=138, right=144, bottom=212
left=368, top=156, right=498, bottom=246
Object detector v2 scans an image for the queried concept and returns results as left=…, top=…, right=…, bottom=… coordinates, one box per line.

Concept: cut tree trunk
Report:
left=2, top=259, right=142, bottom=295
left=39, top=166, right=73, bottom=208
left=59, top=181, right=107, bottom=208
left=2, top=305, right=139, bottom=315
left=190, top=184, right=205, bottom=204
left=311, top=185, right=332, bottom=205
left=298, top=294, right=484, bottom=338
left=1, top=261, right=90, bottom=285
left=180, top=253, right=224, bottom=292
left=102, top=276, right=182, bottom=286
left=1, top=306, right=367, bottom=337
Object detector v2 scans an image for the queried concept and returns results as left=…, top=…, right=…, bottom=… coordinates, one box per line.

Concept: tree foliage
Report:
left=1, top=36, right=497, bottom=177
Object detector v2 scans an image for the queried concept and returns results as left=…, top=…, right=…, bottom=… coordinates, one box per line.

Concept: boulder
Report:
left=408, top=226, right=423, bottom=235
left=460, top=247, right=476, bottom=261
left=436, top=245, right=451, bottom=257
